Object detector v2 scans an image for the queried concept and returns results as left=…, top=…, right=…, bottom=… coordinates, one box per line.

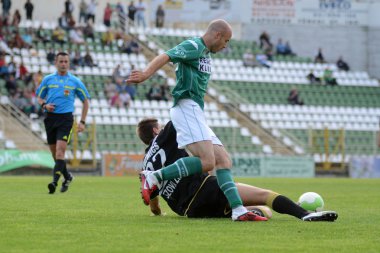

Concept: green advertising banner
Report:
left=232, top=156, right=315, bottom=178
left=0, top=150, right=55, bottom=173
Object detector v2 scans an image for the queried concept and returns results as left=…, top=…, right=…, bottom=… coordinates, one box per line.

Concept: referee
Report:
left=36, top=52, right=90, bottom=194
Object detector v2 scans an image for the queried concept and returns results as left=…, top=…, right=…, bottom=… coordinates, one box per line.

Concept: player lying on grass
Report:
left=137, top=118, right=338, bottom=222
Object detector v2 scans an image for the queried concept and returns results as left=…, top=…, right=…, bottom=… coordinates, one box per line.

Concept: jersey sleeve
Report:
left=36, top=77, right=48, bottom=99
left=75, top=78, right=91, bottom=101
left=166, top=39, right=202, bottom=63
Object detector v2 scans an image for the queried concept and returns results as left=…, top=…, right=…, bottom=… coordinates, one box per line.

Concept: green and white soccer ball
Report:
left=298, top=192, right=324, bottom=212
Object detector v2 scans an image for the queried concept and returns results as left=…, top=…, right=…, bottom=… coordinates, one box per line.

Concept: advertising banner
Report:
left=232, top=156, right=315, bottom=177
left=349, top=156, right=380, bottom=178
left=151, top=0, right=240, bottom=22
left=102, top=153, right=144, bottom=176
left=0, top=150, right=54, bottom=173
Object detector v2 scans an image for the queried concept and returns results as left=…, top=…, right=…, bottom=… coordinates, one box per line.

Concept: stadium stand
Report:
left=0, top=20, right=379, bottom=164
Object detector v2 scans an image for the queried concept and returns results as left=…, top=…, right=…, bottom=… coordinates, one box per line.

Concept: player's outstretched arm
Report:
left=149, top=196, right=162, bottom=216
left=126, top=54, right=170, bottom=84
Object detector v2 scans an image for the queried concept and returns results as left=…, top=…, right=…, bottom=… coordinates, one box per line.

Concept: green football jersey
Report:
left=165, top=37, right=211, bottom=110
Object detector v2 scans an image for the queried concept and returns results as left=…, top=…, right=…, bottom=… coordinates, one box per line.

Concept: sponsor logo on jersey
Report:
left=199, top=57, right=211, bottom=74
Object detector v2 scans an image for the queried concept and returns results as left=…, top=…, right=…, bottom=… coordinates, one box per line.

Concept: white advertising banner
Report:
left=151, top=0, right=241, bottom=22
left=151, top=0, right=372, bottom=26
left=251, top=0, right=370, bottom=26
left=295, top=0, right=369, bottom=26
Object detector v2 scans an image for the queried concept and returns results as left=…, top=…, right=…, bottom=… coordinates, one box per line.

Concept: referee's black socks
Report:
left=53, top=159, right=66, bottom=183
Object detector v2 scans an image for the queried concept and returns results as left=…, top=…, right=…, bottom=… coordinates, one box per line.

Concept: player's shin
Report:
left=266, top=193, right=309, bottom=219
left=53, top=159, right=65, bottom=183
left=216, top=169, right=246, bottom=217
left=158, top=157, right=202, bottom=183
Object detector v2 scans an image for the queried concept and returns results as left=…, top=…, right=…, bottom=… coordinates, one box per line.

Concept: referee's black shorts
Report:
left=170, top=174, right=231, bottom=218
left=43, top=112, right=74, bottom=145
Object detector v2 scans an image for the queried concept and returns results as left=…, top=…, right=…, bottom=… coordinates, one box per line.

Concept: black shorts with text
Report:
left=168, top=174, right=231, bottom=218
left=44, top=113, right=74, bottom=145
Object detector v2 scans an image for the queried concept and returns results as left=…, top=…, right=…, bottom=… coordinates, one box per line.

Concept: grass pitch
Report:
left=0, top=176, right=379, bottom=253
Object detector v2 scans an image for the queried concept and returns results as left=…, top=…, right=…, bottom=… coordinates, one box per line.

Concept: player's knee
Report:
left=215, top=156, right=232, bottom=169
left=200, top=157, right=215, bottom=172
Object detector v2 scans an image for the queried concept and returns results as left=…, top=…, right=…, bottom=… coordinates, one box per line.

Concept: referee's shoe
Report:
left=48, top=182, right=57, bottom=194
left=60, top=173, right=74, bottom=193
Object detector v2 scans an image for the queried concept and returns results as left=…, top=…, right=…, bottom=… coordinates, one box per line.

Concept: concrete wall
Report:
left=368, top=28, right=380, bottom=79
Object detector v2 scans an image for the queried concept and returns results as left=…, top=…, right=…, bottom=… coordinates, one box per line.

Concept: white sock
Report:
left=231, top=205, right=248, bottom=220
left=146, top=170, right=162, bottom=188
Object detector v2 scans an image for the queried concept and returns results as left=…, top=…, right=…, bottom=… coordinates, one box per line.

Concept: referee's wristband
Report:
left=80, top=120, right=86, bottom=125
left=41, top=102, right=46, bottom=109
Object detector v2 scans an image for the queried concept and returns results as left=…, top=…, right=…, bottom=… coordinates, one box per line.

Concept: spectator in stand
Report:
left=52, top=26, right=66, bottom=45
left=306, top=70, right=321, bottom=84
left=5, top=74, right=17, bottom=96
left=276, top=38, right=287, bottom=55
left=120, top=38, right=140, bottom=54
left=86, top=0, right=97, bottom=24
left=323, top=67, right=337, bottom=85
left=21, top=27, right=33, bottom=48
left=102, top=29, right=114, bottom=46
left=58, top=12, right=69, bottom=30
left=284, top=41, right=294, bottom=56
left=64, top=0, right=74, bottom=17
left=146, top=83, right=163, bottom=101
left=10, top=30, right=28, bottom=49
left=156, top=4, right=165, bottom=28
left=125, top=82, right=136, bottom=100
left=46, top=48, right=55, bottom=64
left=115, top=2, right=126, bottom=32
left=24, top=0, right=34, bottom=20
left=256, top=53, right=271, bottom=68
left=112, top=64, right=123, bottom=83
left=135, top=0, right=146, bottom=28
left=83, top=50, right=96, bottom=67
left=7, top=56, right=16, bottom=77
left=314, top=48, right=325, bottom=63
left=83, top=21, right=94, bottom=40
left=103, top=3, right=113, bottom=27
left=259, top=31, right=271, bottom=50
left=336, top=56, right=349, bottom=71
left=161, top=82, right=171, bottom=101
left=71, top=49, right=84, bottom=68
left=242, top=50, right=258, bottom=68
left=288, top=87, right=304, bottom=106
left=32, top=69, right=43, bottom=90
left=128, top=1, right=136, bottom=25
left=0, top=33, right=12, bottom=55
left=69, top=27, right=85, bottom=45
left=35, top=25, right=50, bottom=44
left=18, top=61, right=32, bottom=84
left=119, top=89, right=131, bottom=107
left=67, top=14, right=76, bottom=29
left=104, top=78, right=118, bottom=101
left=2, top=0, right=11, bottom=19
left=0, top=52, right=7, bottom=77
left=78, top=0, right=87, bottom=24
left=11, top=9, right=21, bottom=26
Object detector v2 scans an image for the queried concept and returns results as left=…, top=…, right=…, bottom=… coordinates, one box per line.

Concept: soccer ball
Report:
left=297, top=192, right=324, bottom=212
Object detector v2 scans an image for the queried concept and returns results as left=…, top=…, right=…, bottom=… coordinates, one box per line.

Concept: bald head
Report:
left=203, top=19, right=232, bottom=53
left=206, top=19, right=232, bottom=35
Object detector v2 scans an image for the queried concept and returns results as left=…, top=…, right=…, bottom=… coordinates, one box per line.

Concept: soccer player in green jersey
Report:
left=127, top=19, right=266, bottom=221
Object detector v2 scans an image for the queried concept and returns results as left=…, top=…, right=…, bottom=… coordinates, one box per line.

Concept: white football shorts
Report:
left=170, top=99, right=222, bottom=149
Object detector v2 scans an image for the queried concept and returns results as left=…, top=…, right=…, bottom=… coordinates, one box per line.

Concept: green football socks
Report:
left=216, top=169, right=243, bottom=209
left=154, top=157, right=202, bottom=183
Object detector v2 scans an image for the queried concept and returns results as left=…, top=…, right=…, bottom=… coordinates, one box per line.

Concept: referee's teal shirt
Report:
left=36, top=71, right=90, bottom=113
